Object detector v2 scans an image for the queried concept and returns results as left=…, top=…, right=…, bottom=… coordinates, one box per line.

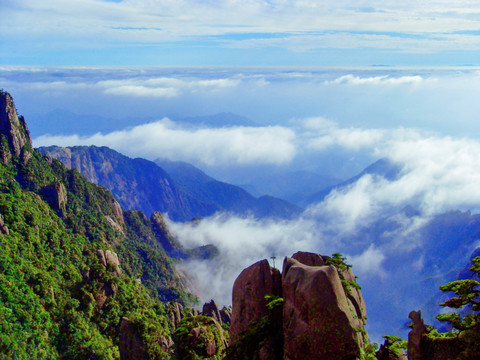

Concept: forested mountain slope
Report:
left=0, top=90, right=194, bottom=358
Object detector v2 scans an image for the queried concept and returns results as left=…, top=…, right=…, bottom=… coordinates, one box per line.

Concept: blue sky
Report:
left=2, top=0, right=480, bottom=66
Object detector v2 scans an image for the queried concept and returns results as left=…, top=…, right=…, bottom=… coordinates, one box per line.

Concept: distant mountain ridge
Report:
left=305, top=158, right=402, bottom=205
left=39, top=146, right=301, bottom=221
left=155, top=158, right=302, bottom=219
left=38, top=145, right=219, bottom=222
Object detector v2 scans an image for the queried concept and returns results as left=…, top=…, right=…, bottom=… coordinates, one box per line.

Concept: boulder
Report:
left=291, top=251, right=326, bottom=266
left=282, top=257, right=363, bottom=360
left=230, top=259, right=282, bottom=344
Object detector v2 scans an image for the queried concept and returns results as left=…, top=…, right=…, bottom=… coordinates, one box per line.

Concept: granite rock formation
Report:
left=229, top=252, right=367, bottom=360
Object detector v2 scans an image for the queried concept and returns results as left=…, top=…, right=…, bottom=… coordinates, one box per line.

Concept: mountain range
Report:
left=38, top=146, right=301, bottom=222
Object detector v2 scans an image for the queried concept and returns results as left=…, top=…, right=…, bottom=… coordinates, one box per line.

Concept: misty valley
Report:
left=2, top=66, right=480, bottom=359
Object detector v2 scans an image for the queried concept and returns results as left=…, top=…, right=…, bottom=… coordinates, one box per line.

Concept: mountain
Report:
left=236, top=169, right=342, bottom=207
left=155, top=158, right=303, bottom=219
left=39, top=146, right=301, bottom=221
left=0, top=90, right=201, bottom=358
left=305, top=158, right=402, bottom=206
left=38, top=145, right=219, bottom=222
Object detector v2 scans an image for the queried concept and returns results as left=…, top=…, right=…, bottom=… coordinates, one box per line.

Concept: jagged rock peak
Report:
left=0, top=91, right=32, bottom=159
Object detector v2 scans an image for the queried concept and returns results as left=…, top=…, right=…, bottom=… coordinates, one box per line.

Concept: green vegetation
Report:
left=326, top=252, right=352, bottom=271
left=224, top=295, right=283, bottom=360
left=0, top=93, right=194, bottom=359
left=434, top=256, right=480, bottom=358
left=174, top=315, right=228, bottom=360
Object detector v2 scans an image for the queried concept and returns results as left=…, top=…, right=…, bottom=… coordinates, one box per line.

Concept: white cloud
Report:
left=299, top=117, right=386, bottom=151
left=3, top=0, right=480, bottom=55
left=347, top=244, right=386, bottom=278
left=169, top=214, right=327, bottom=306
left=97, top=77, right=241, bottom=97
left=327, top=74, right=429, bottom=86
left=33, top=118, right=296, bottom=166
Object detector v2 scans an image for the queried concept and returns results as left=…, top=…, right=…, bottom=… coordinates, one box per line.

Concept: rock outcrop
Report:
left=42, top=182, right=68, bottom=217
left=97, top=249, right=122, bottom=276
left=407, top=310, right=463, bottom=360
left=202, top=299, right=222, bottom=324
left=151, top=211, right=186, bottom=258
left=229, top=252, right=368, bottom=360
left=230, top=259, right=282, bottom=344
left=282, top=257, right=363, bottom=360
left=0, top=91, right=32, bottom=161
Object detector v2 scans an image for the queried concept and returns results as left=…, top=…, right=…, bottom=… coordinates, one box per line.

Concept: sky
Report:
left=1, top=0, right=480, bottom=66
left=3, top=0, right=480, bottom=344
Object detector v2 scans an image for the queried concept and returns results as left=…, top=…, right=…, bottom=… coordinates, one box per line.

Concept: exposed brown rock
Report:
left=282, top=256, right=363, bottom=360
left=175, top=315, right=228, bottom=360
left=230, top=259, right=282, bottom=344
left=168, top=302, right=184, bottom=328
left=291, top=251, right=326, bottom=266
left=408, top=310, right=427, bottom=360
left=110, top=198, right=124, bottom=226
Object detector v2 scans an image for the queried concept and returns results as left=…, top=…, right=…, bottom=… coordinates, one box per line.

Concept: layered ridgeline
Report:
left=38, top=146, right=301, bottom=221
left=0, top=90, right=202, bottom=358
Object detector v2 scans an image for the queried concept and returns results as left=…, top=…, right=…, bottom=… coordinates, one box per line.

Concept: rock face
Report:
left=230, top=259, right=282, bottom=344
left=42, top=182, right=68, bottom=217
left=282, top=257, right=363, bottom=360
left=0, top=91, right=32, bottom=160
left=229, top=252, right=368, bottom=360
left=202, top=299, right=222, bottom=324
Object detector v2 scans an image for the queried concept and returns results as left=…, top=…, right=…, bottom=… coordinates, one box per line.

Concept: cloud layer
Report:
left=34, top=119, right=296, bottom=166
left=3, top=0, right=480, bottom=65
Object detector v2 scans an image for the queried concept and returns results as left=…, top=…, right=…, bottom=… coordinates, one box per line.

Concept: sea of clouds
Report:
left=3, top=66, right=480, bottom=340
